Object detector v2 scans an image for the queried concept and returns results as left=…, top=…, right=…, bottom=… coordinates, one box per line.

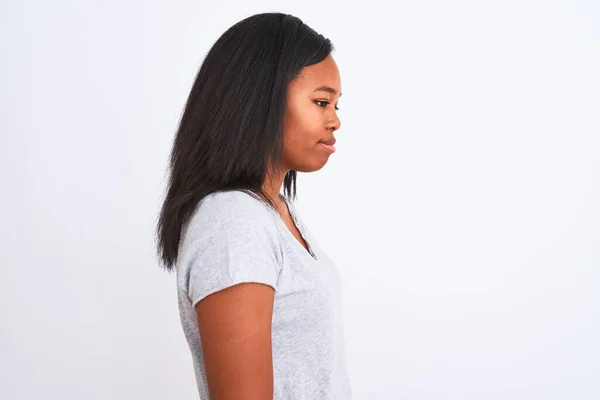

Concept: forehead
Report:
left=291, top=54, right=342, bottom=94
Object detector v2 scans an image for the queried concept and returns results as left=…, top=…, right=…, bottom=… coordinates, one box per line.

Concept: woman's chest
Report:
left=273, top=243, right=342, bottom=324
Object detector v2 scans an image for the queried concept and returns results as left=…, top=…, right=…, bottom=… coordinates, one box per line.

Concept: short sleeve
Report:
left=180, top=191, right=283, bottom=308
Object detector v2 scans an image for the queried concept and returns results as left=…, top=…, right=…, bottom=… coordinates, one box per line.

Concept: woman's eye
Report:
left=315, top=100, right=340, bottom=111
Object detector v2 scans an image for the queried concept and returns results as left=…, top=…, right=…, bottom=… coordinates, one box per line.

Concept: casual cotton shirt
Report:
left=176, top=189, right=352, bottom=399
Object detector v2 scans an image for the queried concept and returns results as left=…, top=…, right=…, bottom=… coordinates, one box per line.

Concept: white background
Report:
left=1, top=0, right=599, bottom=399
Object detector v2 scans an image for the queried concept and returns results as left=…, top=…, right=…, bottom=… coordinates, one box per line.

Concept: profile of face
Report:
left=281, top=54, right=342, bottom=172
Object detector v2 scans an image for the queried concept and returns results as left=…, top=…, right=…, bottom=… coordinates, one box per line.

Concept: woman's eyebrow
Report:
left=313, top=85, right=342, bottom=97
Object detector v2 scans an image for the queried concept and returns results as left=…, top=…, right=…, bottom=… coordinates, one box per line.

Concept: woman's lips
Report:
left=318, top=142, right=336, bottom=153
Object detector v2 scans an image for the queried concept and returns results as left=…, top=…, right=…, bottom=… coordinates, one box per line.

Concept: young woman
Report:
left=156, top=12, right=351, bottom=399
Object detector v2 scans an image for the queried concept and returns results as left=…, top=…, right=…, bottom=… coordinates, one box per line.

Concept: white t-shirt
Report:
left=176, top=189, right=352, bottom=399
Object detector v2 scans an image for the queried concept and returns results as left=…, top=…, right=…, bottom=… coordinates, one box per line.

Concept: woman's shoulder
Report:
left=177, top=189, right=284, bottom=273
left=183, top=189, right=279, bottom=243
left=198, top=189, right=273, bottom=219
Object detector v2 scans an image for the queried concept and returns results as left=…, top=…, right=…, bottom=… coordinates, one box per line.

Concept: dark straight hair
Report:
left=156, top=12, right=334, bottom=270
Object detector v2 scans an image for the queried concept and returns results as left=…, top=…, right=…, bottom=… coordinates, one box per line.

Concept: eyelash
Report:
left=315, top=100, right=340, bottom=111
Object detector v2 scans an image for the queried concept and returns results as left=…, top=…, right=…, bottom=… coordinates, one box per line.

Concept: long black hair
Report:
left=156, top=12, right=334, bottom=270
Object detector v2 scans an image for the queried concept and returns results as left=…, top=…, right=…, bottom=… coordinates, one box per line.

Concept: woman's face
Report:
left=282, top=54, right=342, bottom=172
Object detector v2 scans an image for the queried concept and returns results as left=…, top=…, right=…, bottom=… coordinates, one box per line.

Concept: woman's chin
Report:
left=294, top=158, right=329, bottom=172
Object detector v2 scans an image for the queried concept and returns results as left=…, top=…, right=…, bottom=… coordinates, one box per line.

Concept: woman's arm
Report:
left=196, top=282, right=276, bottom=400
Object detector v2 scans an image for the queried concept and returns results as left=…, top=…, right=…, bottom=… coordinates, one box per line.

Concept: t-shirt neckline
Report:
left=239, top=189, right=318, bottom=261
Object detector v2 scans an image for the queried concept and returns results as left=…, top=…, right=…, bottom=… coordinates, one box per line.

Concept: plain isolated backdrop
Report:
left=1, top=0, right=599, bottom=399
